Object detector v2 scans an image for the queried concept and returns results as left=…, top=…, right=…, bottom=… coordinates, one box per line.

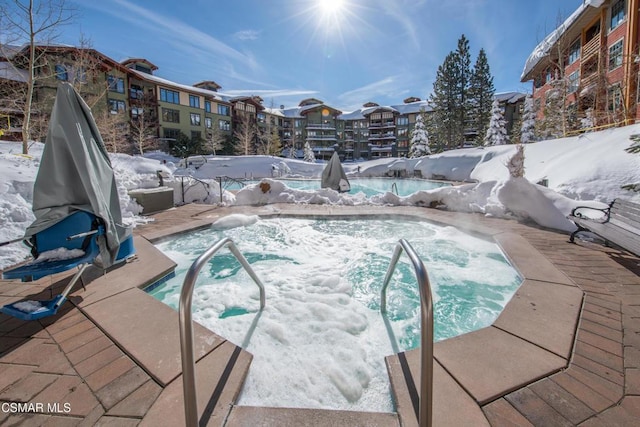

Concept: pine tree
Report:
left=408, top=112, right=431, bottom=158
left=537, top=80, right=567, bottom=140
left=429, top=52, right=461, bottom=150
left=303, top=141, right=316, bottom=162
left=456, top=34, right=472, bottom=146
left=469, top=48, right=495, bottom=144
left=429, top=34, right=483, bottom=150
left=520, top=95, right=536, bottom=144
left=484, top=99, right=509, bottom=146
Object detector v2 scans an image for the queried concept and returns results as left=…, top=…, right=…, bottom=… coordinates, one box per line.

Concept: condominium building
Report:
left=1, top=43, right=522, bottom=157
left=521, top=0, right=640, bottom=128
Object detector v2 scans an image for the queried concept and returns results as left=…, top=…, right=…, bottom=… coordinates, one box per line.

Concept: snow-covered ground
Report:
left=1, top=124, right=639, bottom=270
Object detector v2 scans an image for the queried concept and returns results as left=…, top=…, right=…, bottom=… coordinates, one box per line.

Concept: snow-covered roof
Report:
left=338, top=110, right=366, bottom=121
left=521, top=0, right=605, bottom=81
left=0, top=61, right=28, bottom=83
left=129, top=69, right=227, bottom=102
left=494, top=92, right=527, bottom=104
left=390, top=100, right=431, bottom=115
left=263, top=107, right=285, bottom=117
left=339, top=100, right=431, bottom=120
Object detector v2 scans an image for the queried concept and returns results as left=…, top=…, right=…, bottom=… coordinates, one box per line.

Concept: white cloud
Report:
left=93, top=0, right=259, bottom=71
left=337, top=76, right=412, bottom=110
left=234, top=30, right=260, bottom=41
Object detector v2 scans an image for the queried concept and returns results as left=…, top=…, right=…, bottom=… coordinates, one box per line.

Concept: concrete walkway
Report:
left=0, top=204, right=638, bottom=426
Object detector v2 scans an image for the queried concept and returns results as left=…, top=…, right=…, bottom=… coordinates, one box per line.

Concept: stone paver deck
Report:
left=0, top=203, right=639, bottom=426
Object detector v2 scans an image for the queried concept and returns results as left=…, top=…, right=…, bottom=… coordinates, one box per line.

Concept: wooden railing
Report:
left=582, top=36, right=601, bottom=62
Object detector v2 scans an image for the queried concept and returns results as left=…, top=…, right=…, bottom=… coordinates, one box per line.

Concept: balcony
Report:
left=306, top=122, right=336, bottom=130
left=306, top=135, right=337, bottom=141
left=369, top=132, right=396, bottom=141
left=369, top=121, right=396, bottom=129
left=582, top=36, right=601, bottom=63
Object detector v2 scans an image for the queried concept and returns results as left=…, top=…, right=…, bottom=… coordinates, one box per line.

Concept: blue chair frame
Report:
left=1, top=211, right=104, bottom=320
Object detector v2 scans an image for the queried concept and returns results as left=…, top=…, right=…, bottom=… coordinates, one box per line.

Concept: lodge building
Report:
left=1, top=43, right=524, bottom=158
left=521, top=0, right=640, bottom=128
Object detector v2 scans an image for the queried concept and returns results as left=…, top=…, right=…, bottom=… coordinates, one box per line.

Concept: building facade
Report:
left=521, top=0, right=640, bottom=130
left=1, top=43, right=523, bottom=157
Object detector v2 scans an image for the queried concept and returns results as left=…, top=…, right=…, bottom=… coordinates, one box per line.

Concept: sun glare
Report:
left=319, top=0, right=344, bottom=14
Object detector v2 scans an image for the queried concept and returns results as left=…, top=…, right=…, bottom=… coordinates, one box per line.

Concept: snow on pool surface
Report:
left=150, top=216, right=521, bottom=412
left=227, top=177, right=450, bottom=198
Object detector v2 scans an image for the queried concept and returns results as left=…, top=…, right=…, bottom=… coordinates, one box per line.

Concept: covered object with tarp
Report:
left=321, top=151, right=350, bottom=192
left=25, top=82, right=131, bottom=268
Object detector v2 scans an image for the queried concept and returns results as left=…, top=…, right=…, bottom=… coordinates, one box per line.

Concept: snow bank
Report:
left=1, top=122, right=639, bottom=270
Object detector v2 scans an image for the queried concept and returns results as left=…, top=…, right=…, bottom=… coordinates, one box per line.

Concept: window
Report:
left=568, top=71, right=580, bottom=93
left=397, top=128, right=408, bottom=137
left=205, top=101, right=211, bottom=113
left=108, top=99, right=126, bottom=113
left=191, top=131, right=202, bottom=141
left=74, top=67, right=87, bottom=84
left=295, top=120, right=303, bottom=128
left=55, top=64, right=68, bottom=81
left=130, top=84, right=144, bottom=99
left=608, top=85, right=622, bottom=111
left=190, top=113, right=201, bottom=126
left=131, top=107, right=143, bottom=119
left=162, top=108, right=180, bottom=123
left=164, top=128, right=180, bottom=140
left=609, top=39, right=624, bottom=70
left=205, top=117, right=212, bottom=129
left=107, top=75, right=125, bottom=93
left=219, top=120, right=230, bottom=131
left=568, top=39, right=581, bottom=64
left=397, top=117, right=409, bottom=126
left=160, top=88, right=180, bottom=104
left=611, top=0, right=625, bottom=30
left=135, top=64, right=152, bottom=74
left=545, top=68, right=554, bottom=83
left=257, top=113, right=266, bottom=123
left=189, top=95, right=200, bottom=108
left=217, top=104, right=230, bottom=115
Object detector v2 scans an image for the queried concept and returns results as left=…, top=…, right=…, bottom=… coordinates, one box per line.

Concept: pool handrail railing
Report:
left=380, top=238, right=433, bottom=427
left=179, top=237, right=266, bottom=426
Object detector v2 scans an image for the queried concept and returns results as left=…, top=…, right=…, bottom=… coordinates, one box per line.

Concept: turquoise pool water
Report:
left=227, top=177, right=449, bottom=198
left=150, top=216, right=521, bottom=412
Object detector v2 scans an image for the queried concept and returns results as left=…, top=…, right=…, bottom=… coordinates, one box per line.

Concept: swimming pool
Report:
left=228, top=177, right=449, bottom=198
left=150, top=216, right=521, bottom=412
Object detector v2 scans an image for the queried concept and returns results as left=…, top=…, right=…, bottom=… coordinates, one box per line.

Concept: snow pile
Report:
left=1, top=123, right=639, bottom=270
left=12, top=300, right=47, bottom=314
left=33, top=248, right=85, bottom=263
left=212, top=214, right=260, bottom=230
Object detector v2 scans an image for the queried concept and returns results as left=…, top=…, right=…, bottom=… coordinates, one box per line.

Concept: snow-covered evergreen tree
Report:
left=484, top=98, right=509, bottom=146
left=520, top=95, right=536, bottom=144
left=288, top=144, right=297, bottom=159
left=303, top=141, right=316, bottom=162
left=580, top=109, right=595, bottom=130
left=538, top=84, right=566, bottom=139
left=408, top=112, right=431, bottom=158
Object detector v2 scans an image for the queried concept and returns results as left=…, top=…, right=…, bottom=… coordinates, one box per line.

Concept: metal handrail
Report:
left=391, top=182, right=398, bottom=195
left=179, top=237, right=266, bottom=426
left=216, top=176, right=247, bottom=203
left=380, top=239, right=433, bottom=427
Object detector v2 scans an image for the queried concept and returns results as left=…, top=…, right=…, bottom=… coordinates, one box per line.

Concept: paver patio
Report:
left=0, top=203, right=638, bottom=426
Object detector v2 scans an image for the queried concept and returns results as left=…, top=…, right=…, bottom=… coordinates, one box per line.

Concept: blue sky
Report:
left=62, top=0, right=581, bottom=112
